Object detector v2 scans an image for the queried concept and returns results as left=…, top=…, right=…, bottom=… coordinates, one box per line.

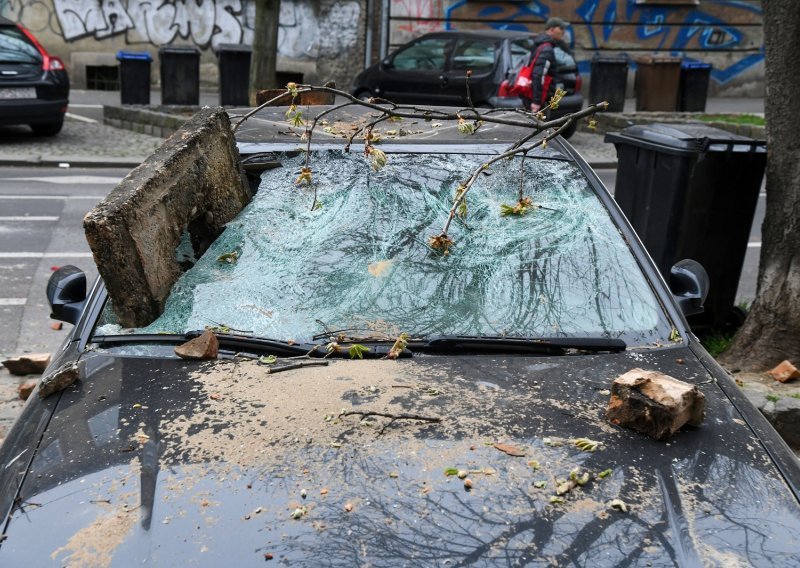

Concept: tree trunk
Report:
left=719, top=0, right=800, bottom=371
left=249, top=0, right=281, bottom=104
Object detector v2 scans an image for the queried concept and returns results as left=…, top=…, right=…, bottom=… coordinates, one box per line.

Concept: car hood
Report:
left=1, top=348, right=799, bottom=565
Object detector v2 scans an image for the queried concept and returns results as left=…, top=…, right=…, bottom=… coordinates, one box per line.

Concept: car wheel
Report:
left=560, top=121, right=577, bottom=140
left=355, top=90, right=373, bottom=101
left=30, top=119, right=64, bottom=137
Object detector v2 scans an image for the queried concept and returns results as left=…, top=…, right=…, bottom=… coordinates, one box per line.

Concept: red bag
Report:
left=509, top=42, right=552, bottom=100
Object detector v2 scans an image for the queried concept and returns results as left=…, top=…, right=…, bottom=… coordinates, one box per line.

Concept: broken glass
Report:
left=98, top=150, right=673, bottom=346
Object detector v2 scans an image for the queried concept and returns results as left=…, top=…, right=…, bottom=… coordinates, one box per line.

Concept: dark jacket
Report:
left=529, top=33, right=557, bottom=109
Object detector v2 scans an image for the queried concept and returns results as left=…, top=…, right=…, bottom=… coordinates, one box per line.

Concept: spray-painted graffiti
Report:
left=0, top=0, right=360, bottom=56
left=391, top=0, right=764, bottom=85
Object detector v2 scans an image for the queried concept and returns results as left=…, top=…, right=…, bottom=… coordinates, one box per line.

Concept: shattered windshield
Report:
left=96, top=150, right=673, bottom=346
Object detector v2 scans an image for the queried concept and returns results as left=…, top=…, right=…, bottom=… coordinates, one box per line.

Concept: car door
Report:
left=441, top=37, right=500, bottom=106
left=378, top=37, right=453, bottom=104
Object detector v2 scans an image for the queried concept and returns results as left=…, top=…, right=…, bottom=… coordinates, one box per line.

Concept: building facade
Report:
left=1, top=0, right=763, bottom=97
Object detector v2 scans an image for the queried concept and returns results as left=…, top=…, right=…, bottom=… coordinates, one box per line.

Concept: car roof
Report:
left=234, top=103, right=573, bottom=159
left=416, top=29, right=534, bottom=41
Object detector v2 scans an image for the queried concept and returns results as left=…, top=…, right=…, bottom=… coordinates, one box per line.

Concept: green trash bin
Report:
left=634, top=55, right=681, bottom=111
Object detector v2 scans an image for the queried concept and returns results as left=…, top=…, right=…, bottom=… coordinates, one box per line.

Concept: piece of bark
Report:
left=2, top=353, right=51, bottom=376
left=768, top=360, right=800, bottom=383
left=174, top=330, right=219, bottom=360
left=18, top=379, right=38, bottom=401
left=38, top=362, right=80, bottom=398
left=606, top=368, right=705, bottom=440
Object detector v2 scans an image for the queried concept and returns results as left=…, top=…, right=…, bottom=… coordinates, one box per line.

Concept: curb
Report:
left=0, top=155, right=146, bottom=169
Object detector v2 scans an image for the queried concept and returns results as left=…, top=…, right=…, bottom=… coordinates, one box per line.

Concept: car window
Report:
left=509, top=38, right=534, bottom=69
left=391, top=38, right=450, bottom=71
left=554, top=46, right=576, bottom=69
left=0, top=26, right=41, bottom=64
left=97, top=151, right=673, bottom=347
left=451, top=38, right=497, bottom=72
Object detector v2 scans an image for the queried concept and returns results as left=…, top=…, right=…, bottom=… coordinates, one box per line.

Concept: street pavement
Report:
left=0, top=92, right=765, bottom=439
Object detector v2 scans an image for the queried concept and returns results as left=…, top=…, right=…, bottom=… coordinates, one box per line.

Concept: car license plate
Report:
left=0, top=87, right=36, bottom=99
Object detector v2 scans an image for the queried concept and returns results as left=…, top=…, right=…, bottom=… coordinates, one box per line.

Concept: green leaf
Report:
left=348, top=344, right=371, bottom=359
left=259, top=355, right=277, bottom=365
left=217, top=251, right=239, bottom=264
left=533, top=481, right=547, bottom=489
left=444, top=468, right=459, bottom=476
left=598, top=468, right=613, bottom=479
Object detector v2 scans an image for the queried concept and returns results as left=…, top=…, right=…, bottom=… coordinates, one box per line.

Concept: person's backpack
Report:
left=509, top=40, right=553, bottom=100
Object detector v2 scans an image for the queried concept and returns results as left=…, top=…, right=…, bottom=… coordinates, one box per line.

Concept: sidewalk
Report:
left=0, top=93, right=764, bottom=169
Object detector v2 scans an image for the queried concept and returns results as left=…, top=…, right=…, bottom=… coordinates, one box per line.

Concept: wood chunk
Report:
left=18, top=379, right=38, bottom=401
left=768, top=360, right=800, bottom=383
left=2, top=353, right=51, bottom=376
left=174, top=330, right=219, bottom=360
left=606, top=368, right=705, bottom=440
left=38, top=362, right=80, bottom=399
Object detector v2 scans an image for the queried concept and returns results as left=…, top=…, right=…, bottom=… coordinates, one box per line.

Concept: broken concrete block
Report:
left=2, top=353, right=51, bottom=376
left=84, top=107, right=251, bottom=328
left=175, top=330, right=219, bottom=360
left=606, top=368, right=705, bottom=440
left=18, top=379, right=38, bottom=401
left=38, top=361, right=80, bottom=399
left=768, top=360, right=800, bottom=383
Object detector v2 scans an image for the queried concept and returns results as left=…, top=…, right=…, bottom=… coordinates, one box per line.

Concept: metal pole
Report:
left=365, top=0, right=373, bottom=68
left=380, top=0, right=390, bottom=60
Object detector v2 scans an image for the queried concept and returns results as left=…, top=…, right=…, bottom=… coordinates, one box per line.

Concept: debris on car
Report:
left=37, top=361, right=80, bottom=398
left=606, top=368, right=705, bottom=440
left=174, top=329, right=219, bottom=360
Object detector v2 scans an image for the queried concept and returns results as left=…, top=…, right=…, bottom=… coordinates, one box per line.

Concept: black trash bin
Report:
left=215, top=43, right=251, bottom=106
left=679, top=62, right=712, bottom=112
left=117, top=51, right=151, bottom=105
left=589, top=54, right=628, bottom=112
left=159, top=46, right=200, bottom=105
left=605, top=123, right=766, bottom=328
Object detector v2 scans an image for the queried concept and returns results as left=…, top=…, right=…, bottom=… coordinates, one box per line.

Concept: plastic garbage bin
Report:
left=604, top=123, right=766, bottom=328
left=215, top=44, right=251, bottom=106
left=159, top=46, right=200, bottom=105
left=679, top=62, right=712, bottom=112
left=117, top=51, right=151, bottom=105
left=634, top=56, right=681, bottom=111
left=589, top=54, right=628, bottom=112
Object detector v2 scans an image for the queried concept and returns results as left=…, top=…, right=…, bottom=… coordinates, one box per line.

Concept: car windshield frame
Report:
left=92, top=143, right=677, bottom=349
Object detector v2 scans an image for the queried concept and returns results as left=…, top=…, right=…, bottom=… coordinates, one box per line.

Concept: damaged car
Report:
left=0, top=102, right=798, bottom=566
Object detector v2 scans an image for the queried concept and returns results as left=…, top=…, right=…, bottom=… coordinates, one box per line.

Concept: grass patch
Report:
left=697, top=114, right=765, bottom=126
left=789, top=393, right=800, bottom=400
left=766, top=394, right=781, bottom=402
left=699, top=330, right=735, bottom=358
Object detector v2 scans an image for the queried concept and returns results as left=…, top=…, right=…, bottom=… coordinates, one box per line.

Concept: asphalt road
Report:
left=0, top=164, right=765, bottom=362
left=0, top=167, right=125, bottom=359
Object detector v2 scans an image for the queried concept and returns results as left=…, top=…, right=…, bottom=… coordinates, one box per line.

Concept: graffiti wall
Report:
left=390, top=0, right=764, bottom=94
left=0, top=0, right=363, bottom=85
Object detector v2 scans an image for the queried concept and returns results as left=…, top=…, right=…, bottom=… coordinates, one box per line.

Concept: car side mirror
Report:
left=669, top=259, right=709, bottom=318
left=381, top=57, right=393, bottom=69
left=47, top=265, right=87, bottom=325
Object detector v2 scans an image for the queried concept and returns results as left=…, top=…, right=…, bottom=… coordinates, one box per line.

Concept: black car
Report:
left=0, top=104, right=798, bottom=565
left=0, top=16, right=69, bottom=136
left=351, top=30, right=583, bottom=133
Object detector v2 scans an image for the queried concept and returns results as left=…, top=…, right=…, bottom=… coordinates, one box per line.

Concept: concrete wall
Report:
left=1, top=0, right=367, bottom=90
left=387, top=0, right=765, bottom=97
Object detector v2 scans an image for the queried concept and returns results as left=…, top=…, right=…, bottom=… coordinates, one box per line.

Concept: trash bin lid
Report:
left=214, top=43, right=252, bottom=54
left=158, top=45, right=201, bottom=55
left=116, top=50, right=152, bottom=62
left=591, top=54, right=629, bottom=64
left=604, top=122, right=766, bottom=156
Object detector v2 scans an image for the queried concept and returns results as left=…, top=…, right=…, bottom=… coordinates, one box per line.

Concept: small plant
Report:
left=766, top=394, right=781, bottom=402
left=700, top=330, right=735, bottom=358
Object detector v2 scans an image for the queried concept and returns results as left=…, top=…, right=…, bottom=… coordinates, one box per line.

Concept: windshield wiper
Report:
left=91, top=332, right=314, bottom=357
left=417, top=335, right=626, bottom=355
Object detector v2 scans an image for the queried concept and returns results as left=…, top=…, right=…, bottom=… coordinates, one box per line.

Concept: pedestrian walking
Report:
left=511, top=17, right=572, bottom=112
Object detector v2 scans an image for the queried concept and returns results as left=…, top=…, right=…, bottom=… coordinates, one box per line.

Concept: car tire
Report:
left=30, top=119, right=64, bottom=137
left=355, top=89, right=373, bottom=101
left=560, top=121, right=577, bottom=140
